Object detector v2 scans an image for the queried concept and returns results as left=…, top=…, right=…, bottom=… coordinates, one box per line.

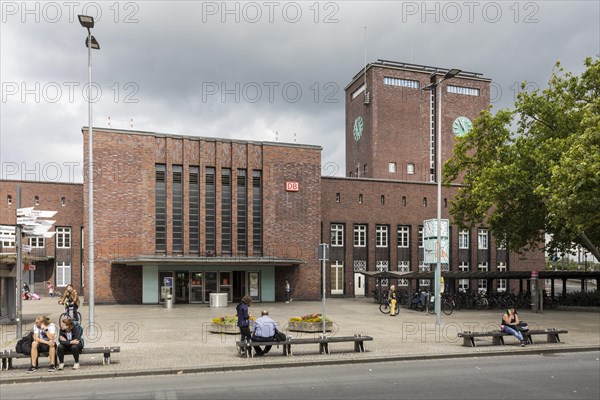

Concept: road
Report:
left=2, top=351, right=598, bottom=400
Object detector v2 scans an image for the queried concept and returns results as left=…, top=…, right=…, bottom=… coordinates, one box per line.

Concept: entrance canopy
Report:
left=113, top=255, right=305, bottom=267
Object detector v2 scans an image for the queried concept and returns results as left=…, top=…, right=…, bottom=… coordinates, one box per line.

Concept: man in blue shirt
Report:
left=251, top=309, right=279, bottom=356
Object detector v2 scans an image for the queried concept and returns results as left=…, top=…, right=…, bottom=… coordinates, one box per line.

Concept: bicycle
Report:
left=426, top=294, right=453, bottom=315
left=379, top=298, right=399, bottom=316
left=59, top=302, right=82, bottom=325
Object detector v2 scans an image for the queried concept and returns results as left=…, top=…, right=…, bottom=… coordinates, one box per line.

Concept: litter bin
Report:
left=165, top=295, right=174, bottom=309
left=209, top=293, right=228, bottom=308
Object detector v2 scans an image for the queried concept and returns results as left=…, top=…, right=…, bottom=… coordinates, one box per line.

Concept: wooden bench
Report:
left=0, top=346, right=121, bottom=370
left=236, top=335, right=373, bottom=358
left=458, top=329, right=568, bottom=347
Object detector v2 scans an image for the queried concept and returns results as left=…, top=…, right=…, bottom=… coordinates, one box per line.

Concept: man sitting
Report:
left=251, top=309, right=279, bottom=356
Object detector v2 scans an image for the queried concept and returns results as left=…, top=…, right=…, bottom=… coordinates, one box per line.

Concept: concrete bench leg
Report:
left=354, top=341, right=365, bottom=352
left=319, top=342, right=329, bottom=355
left=462, top=337, right=475, bottom=347
left=523, top=333, right=533, bottom=345
left=492, top=336, right=505, bottom=346
left=547, top=333, right=560, bottom=343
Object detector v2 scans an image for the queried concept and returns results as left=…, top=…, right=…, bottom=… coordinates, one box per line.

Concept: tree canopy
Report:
left=444, top=57, right=600, bottom=261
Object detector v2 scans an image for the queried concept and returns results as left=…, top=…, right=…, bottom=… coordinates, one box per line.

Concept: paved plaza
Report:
left=1, top=297, right=598, bottom=383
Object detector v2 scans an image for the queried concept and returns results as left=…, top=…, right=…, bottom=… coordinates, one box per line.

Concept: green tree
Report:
left=444, top=57, right=600, bottom=261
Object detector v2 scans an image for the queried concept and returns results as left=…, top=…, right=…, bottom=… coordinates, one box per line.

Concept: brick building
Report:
left=0, top=60, right=544, bottom=309
left=0, top=181, right=83, bottom=319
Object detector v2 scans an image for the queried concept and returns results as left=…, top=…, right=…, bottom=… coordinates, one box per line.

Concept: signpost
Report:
left=318, top=243, right=329, bottom=335
left=13, top=191, right=56, bottom=338
left=423, top=218, right=449, bottom=325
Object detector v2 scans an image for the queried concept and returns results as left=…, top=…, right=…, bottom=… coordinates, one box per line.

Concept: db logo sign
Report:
left=286, top=181, right=299, bottom=192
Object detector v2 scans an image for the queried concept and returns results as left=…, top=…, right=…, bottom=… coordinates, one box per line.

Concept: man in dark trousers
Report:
left=251, top=309, right=279, bottom=356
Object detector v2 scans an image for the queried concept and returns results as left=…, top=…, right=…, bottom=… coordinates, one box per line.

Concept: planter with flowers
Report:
left=288, top=313, right=333, bottom=332
left=210, top=315, right=254, bottom=334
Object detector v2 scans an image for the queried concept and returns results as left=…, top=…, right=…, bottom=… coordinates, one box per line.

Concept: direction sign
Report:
left=30, top=210, right=57, bottom=218
left=23, top=245, right=32, bottom=252
left=16, top=207, right=34, bottom=217
left=22, top=225, right=52, bottom=235
left=0, top=225, right=16, bottom=234
left=16, top=216, right=38, bottom=225
left=1, top=234, right=16, bottom=242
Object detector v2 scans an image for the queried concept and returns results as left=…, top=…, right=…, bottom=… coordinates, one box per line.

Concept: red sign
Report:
left=24, top=264, right=36, bottom=271
left=285, top=181, right=299, bottom=192
left=531, top=270, right=538, bottom=278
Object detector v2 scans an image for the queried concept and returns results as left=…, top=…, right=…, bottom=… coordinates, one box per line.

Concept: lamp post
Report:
left=421, top=68, right=461, bottom=325
left=78, top=14, right=99, bottom=333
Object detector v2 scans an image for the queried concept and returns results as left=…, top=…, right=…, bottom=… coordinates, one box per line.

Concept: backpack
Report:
left=16, top=331, right=34, bottom=355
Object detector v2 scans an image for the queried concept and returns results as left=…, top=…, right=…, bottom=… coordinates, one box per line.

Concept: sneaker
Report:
left=48, top=365, right=56, bottom=372
left=26, top=365, right=36, bottom=373
left=73, top=363, right=80, bottom=369
left=57, top=363, right=64, bottom=370
left=520, top=341, right=526, bottom=347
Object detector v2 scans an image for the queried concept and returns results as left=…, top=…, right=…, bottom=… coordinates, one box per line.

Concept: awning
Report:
left=112, top=255, right=306, bottom=267
left=360, top=270, right=600, bottom=280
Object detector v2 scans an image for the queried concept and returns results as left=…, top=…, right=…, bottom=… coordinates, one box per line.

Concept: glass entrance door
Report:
left=248, top=271, right=260, bottom=301
left=204, top=271, right=218, bottom=303
left=219, top=272, right=232, bottom=302
left=190, top=272, right=203, bottom=303
left=175, top=272, right=189, bottom=303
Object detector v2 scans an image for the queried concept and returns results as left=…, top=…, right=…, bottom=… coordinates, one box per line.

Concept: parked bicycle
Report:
left=426, top=294, right=454, bottom=315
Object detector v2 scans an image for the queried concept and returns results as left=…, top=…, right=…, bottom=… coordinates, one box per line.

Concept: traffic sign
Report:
left=0, top=225, right=16, bottom=234
left=30, top=210, right=57, bottom=218
left=16, top=207, right=34, bottom=217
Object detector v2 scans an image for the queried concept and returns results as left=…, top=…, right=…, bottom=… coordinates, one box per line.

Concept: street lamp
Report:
left=78, top=14, right=99, bottom=333
left=421, top=68, right=461, bottom=325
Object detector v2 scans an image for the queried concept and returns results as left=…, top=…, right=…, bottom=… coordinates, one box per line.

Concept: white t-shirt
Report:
left=33, top=323, right=56, bottom=341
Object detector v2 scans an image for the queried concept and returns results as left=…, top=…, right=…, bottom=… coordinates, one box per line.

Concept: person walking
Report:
left=285, top=280, right=291, bottom=303
left=388, top=285, right=398, bottom=316
left=46, top=281, right=55, bottom=300
left=236, top=295, right=253, bottom=343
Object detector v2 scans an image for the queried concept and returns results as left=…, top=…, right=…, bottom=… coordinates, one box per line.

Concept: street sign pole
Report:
left=319, top=243, right=329, bottom=335
left=16, top=186, right=23, bottom=338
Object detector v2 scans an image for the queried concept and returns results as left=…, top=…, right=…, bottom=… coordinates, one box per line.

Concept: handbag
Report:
left=517, top=322, right=529, bottom=332
left=275, top=330, right=287, bottom=342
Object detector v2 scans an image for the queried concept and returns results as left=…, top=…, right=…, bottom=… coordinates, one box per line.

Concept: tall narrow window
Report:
left=189, top=166, right=200, bottom=253
left=205, top=167, right=216, bottom=254
left=56, top=262, right=71, bottom=287
left=221, top=168, right=232, bottom=254
left=56, top=227, right=71, bottom=249
left=459, top=229, right=469, bottom=249
left=459, top=262, right=470, bottom=291
left=402, top=196, right=407, bottom=206
left=397, top=225, right=409, bottom=248
left=376, top=225, right=388, bottom=247
left=35, top=196, right=40, bottom=205
left=330, top=224, right=344, bottom=247
left=335, top=193, right=340, bottom=203
left=7, top=195, right=12, bottom=204
left=237, top=169, right=247, bottom=254
left=418, top=226, right=424, bottom=248
left=61, top=197, right=66, bottom=207
left=331, top=261, right=344, bottom=295
left=478, top=228, right=489, bottom=249
left=172, top=165, right=183, bottom=253
left=155, top=164, right=166, bottom=253
left=252, top=170, right=262, bottom=255
left=353, top=224, right=366, bottom=247
left=497, top=262, right=507, bottom=292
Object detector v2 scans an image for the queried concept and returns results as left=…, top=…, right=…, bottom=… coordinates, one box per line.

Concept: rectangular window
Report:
left=7, top=194, right=12, bottom=204
left=35, top=196, right=39, bottom=205
left=398, top=261, right=409, bottom=286
left=478, top=262, right=488, bottom=293
left=459, top=229, right=469, bottom=249
left=221, top=168, right=232, bottom=253
left=331, top=261, right=344, bottom=295
left=447, top=85, right=480, bottom=96
left=252, top=170, right=263, bottom=255
left=61, top=197, right=66, bottom=207
left=237, top=169, right=247, bottom=254
left=335, top=193, right=340, bottom=203
left=56, top=262, right=71, bottom=287
left=189, top=167, right=200, bottom=253
left=383, top=76, right=419, bottom=89
left=56, top=227, right=71, bottom=249
left=376, top=225, right=388, bottom=247
left=1, top=231, right=15, bottom=247
left=205, top=167, right=216, bottom=254
left=418, top=226, right=424, bottom=248
left=497, top=262, right=507, bottom=292
left=418, top=262, right=430, bottom=286
left=478, top=228, right=489, bottom=249
left=330, top=224, right=344, bottom=247
left=459, top=262, right=470, bottom=291
left=407, top=164, right=415, bottom=174
left=389, top=162, right=397, bottom=173
left=155, top=164, right=166, bottom=253
left=397, top=225, right=409, bottom=248
left=28, top=237, right=45, bottom=248
left=497, top=239, right=506, bottom=251
left=172, top=165, right=183, bottom=253
left=353, top=224, right=366, bottom=247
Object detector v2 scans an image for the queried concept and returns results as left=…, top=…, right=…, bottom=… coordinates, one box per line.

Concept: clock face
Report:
left=353, top=116, right=364, bottom=141
left=452, top=116, right=472, bottom=137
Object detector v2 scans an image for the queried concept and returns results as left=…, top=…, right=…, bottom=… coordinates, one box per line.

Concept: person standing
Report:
left=388, top=285, right=398, bottom=316
left=285, top=280, right=291, bottom=303
left=236, top=295, right=252, bottom=343
left=57, top=317, right=84, bottom=370
left=28, top=315, right=57, bottom=373
left=47, top=281, right=55, bottom=300
left=251, top=310, right=279, bottom=356
left=59, top=284, right=80, bottom=322
left=501, top=308, right=526, bottom=347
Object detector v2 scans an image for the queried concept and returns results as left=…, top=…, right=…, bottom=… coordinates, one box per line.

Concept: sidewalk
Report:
left=1, top=297, right=599, bottom=383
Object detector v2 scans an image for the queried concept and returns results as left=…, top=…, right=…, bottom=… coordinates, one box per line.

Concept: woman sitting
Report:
left=501, top=308, right=526, bottom=347
left=57, top=317, right=84, bottom=370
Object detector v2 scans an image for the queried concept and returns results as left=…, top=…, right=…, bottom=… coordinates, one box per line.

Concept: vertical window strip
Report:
left=237, top=169, right=247, bottom=254
left=221, top=168, right=232, bottom=253
left=155, top=164, right=166, bottom=253
left=189, top=166, right=200, bottom=253
left=172, top=165, right=183, bottom=253
left=205, top=167, right=216, bottom=254
left=252, top=170, right=262, bottom=255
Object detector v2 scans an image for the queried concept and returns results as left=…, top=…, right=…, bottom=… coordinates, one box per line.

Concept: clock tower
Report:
left=345, top=60, right=490, bottom=182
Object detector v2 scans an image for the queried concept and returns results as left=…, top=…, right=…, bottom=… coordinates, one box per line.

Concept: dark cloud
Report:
left=2, top=1, right=598, bottom=182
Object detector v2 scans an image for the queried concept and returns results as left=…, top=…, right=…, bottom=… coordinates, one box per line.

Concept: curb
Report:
left=2, top=345, right=599, bottom=385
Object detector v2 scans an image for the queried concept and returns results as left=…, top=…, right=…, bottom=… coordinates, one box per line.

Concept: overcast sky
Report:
left=1, top=0, right=598, bottom=183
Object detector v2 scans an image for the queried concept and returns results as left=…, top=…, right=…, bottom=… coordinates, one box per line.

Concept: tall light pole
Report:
left=78, top=15, right=99, bottom=333
left=421, top=68, right=461, bottom=325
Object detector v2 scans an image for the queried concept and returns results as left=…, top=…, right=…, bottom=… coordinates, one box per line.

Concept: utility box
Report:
left=209, top=293, right=228, bottom=308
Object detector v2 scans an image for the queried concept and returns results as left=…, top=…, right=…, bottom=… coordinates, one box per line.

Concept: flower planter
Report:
left=288, top=321, right=333, bottom=332
left=210, top=322, right=253, bottom=334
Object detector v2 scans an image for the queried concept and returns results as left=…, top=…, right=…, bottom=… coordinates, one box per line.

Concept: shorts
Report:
left=36, top=342, right=50, bottom=353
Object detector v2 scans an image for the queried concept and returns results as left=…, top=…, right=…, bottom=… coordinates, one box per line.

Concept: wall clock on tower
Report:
left=452, top=116, right=472, bottom=137
left=353, top=116, right=364, bottom=141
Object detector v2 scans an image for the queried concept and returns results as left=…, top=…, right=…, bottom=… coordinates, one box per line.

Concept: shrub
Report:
left=211, top=315, right=255, bottom=325
left=289, top=313, right=332, bottom=323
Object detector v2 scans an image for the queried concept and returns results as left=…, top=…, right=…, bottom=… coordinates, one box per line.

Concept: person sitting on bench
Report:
left=501, top=308, right=526, bottom=347
left=28, top=315, right=57, bottom=373
left=57, top=317, right=84, bottom=370
left=251, top=310, right=279, bottom=356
